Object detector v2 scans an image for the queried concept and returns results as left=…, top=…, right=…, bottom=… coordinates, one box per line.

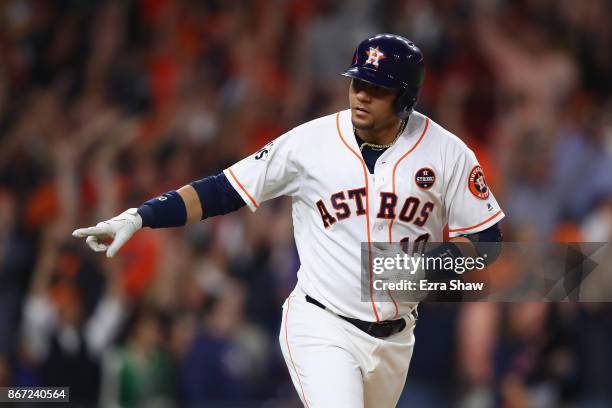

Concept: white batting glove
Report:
left=72, top=208, right=142, bottom=258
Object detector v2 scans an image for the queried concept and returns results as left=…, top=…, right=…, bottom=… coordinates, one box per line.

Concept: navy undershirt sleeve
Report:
left=422, top=222, right=503, bottom=280
left=137, top=173, right=246, bottom=228
left=190, top=172, right=246, bottom=218
left=464, top=222, right=503, bottom=264
left=464, top=223, right=502, bottom=244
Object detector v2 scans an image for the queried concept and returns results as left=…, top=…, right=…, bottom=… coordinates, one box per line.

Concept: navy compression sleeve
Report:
left=137, top=173, right=246, bottom=228
left=422, top=223, right=503, bottom=280
left=190, top=172, right=246, bottom=218
left=464, top=222, right=503, bottom=264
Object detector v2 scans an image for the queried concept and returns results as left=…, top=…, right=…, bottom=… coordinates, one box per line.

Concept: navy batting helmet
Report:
left=341, top=34, right=424, bottom=120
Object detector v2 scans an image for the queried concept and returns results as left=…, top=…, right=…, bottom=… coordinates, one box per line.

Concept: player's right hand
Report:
left=72, top=208, right=142, bottom=258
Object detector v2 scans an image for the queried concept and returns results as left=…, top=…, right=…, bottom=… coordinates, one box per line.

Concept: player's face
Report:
left=349, top=79, right=399, bottom=131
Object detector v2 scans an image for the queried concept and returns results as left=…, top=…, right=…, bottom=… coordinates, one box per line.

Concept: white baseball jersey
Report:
left=224, top=109, right=504, bottom=322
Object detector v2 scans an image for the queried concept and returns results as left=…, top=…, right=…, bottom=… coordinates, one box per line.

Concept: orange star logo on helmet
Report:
left=365, top=47, right=385, bottom=67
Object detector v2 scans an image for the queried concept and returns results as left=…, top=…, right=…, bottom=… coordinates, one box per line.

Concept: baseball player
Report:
left=73, top=34, right=504, bottom=407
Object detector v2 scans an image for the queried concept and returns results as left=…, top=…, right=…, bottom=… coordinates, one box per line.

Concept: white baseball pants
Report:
left=279, top=286, right=417, bottom=408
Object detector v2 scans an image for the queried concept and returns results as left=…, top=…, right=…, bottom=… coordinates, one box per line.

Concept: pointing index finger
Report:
left=72, top=225, right=108, bottom=238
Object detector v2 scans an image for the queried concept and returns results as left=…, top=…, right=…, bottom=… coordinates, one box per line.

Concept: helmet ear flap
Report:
left=394, top=89, right=418, bottom=120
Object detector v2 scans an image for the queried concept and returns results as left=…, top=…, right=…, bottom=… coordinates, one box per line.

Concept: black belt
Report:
left=305, top=295, right=408, bottom=339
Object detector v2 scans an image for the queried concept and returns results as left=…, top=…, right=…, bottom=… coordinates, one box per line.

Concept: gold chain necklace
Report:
left=357, top=120, right=407, bottom=152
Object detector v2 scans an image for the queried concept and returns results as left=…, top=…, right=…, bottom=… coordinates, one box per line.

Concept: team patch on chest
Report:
left=414, top=167, right=435, bottom=189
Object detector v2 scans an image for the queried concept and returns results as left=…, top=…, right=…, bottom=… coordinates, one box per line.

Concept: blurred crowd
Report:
left=0, top=0, right=611, bottom=406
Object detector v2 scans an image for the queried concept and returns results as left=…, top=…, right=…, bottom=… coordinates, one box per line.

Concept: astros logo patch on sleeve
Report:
left=468, top=166, right=489, bottom=199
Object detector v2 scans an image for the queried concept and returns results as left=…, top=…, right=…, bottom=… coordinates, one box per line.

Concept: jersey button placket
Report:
left=373, top=173, right=388, bottom=239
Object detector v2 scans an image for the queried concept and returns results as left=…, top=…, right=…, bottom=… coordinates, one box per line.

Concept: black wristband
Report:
left=137, top=205, right=155, bottom=228
left=137, top=191, right=187, bottom=228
